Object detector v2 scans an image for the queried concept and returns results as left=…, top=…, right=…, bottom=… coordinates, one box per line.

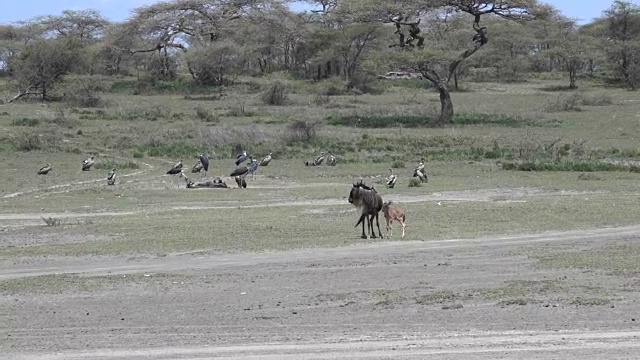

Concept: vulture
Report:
left=326, top=155, right=336, bottom=166
left=413, top=159, right=429, bottom=183
left=386, top=168, right=397, bottom=188
left=248, top=158, right=259, bottom=180
left=259, top=153, right=273, bottom=167
left=37, top=163, right=52, bottom=175
left=82, top=156, right=95, bottom=171
left=107, top=169, right=117, bottom=185
left=199, top=154, right=210, bottom=174
left=166, top=160, right=183, bottom=175
left=234, top=176, right=247, bottom=188
left=313, top=152, right=326, bottom=166
left=230, top=166, right=249, bottom=188
left=235, top=150, right=247, bottom=166
left=230, top=165, right=249, bottom=178
left=191, top=160, right=203, bottom=174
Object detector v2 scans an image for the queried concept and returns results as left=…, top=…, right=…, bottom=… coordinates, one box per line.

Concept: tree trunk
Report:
left=568, top=70, right=577, bottom=89
left=435, top=81, right=453, bottom=127
left=453, top=70, right=459, bottom=91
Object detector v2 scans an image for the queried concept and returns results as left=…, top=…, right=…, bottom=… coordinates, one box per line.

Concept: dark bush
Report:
left=287, top=120, right=317, bottom=143
left=261, top=81, right=288, bottom=106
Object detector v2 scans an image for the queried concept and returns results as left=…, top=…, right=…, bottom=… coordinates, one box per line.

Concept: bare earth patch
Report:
left=2, top=226, right=640, bottom=359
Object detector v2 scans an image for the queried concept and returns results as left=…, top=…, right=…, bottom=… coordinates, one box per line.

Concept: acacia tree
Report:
left=601, top=0, right=640, bottom=89
left=295, top=2, right=385, bottom=82
left=476, top=17, right=536, bottom=82
left=578, top=19, right=608, bottom=77
left=422, top=1, right=547, bottom=126
left=546, top=16, right=598, bottom=89
left=37, top=9, right=109, bottom=41
left=341, top=0, right=548, bottom=126
left=8, top=38, right=78, bottom=102
left=123, top=0, right=280, bottom=83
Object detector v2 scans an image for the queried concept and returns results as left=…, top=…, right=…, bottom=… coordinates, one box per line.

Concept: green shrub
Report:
left=391, top=160, right=406, bottom=168
left=327, top=114, right=429, bottom=128
left=408, top=178, right=422, bottom=187
left=94, top=159, right=140, bottom=170
left=501, top=160, right=640, bottom=173
left=11, top=118, right=40, bottom=127
left=14, top=129, right=63, bottom=152
left=62, top=75, right=107, bottom=108
left=137, top=143, right=207, bottom=158
left=261, top=81, right=288, bottom=105
left=195, top=106, right=219, bottom=123
left=579, top=93, right=614, bottom=106
left=327, top=113, right=562, bottom=128
left=287, top=121, right=317, bottom=143
left=543, top=93, right=583, bottom=112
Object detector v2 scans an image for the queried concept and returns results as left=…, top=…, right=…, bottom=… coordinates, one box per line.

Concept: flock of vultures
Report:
left=35, top=152, right=429, bottom=239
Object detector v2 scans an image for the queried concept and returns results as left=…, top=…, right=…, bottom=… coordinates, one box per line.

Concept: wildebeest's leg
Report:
left=358, top=214, right=368, bottom=239
left=374, top=213, right=383, bottom=238
left=368, top=214, right=377, bottom=239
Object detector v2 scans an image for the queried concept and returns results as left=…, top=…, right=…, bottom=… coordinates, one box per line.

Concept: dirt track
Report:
left=2, top=225, right=640, bottom=359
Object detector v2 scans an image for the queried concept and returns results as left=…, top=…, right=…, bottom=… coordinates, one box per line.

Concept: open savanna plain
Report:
left=1, top=77, right=640, bottom=359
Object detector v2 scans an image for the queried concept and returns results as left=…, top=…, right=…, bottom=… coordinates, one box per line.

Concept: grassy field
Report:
left=1, top=76, right=639, bottom=258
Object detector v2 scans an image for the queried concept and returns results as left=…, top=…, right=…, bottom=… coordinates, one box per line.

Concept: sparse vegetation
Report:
left=42, top=216, right=63, bottom=227
left=570, top=297, right=611, bottom=306
left=195, top=106, right=220, bottom=124
left=94, top=159, right=140, bottom=170
left=0, top=273, right=192, bottom=295
left=11, top=118, right=40, bottom=127
left=416, top=290, right=458, bottom=305
left=535, top=242, right=640, bottom=276
left=62, top=76, right=107, bottom=108
left=327, top=113, right=562, bottom=128
left=261, top=81, right=289, bottom=106
left=408, top=178, right=422, bottom=187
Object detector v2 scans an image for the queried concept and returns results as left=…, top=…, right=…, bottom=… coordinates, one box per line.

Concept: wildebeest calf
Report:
left=382, top=200, right=406, bottom=239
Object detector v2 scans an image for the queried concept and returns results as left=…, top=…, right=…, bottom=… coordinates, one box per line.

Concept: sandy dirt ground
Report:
left=1, top=156, right=639, bottom=359
left=2, top=223, right=640, bottom=359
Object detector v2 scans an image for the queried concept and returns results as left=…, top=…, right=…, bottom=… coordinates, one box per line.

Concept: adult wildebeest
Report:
left=348, top=180, right=383, bottom=239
